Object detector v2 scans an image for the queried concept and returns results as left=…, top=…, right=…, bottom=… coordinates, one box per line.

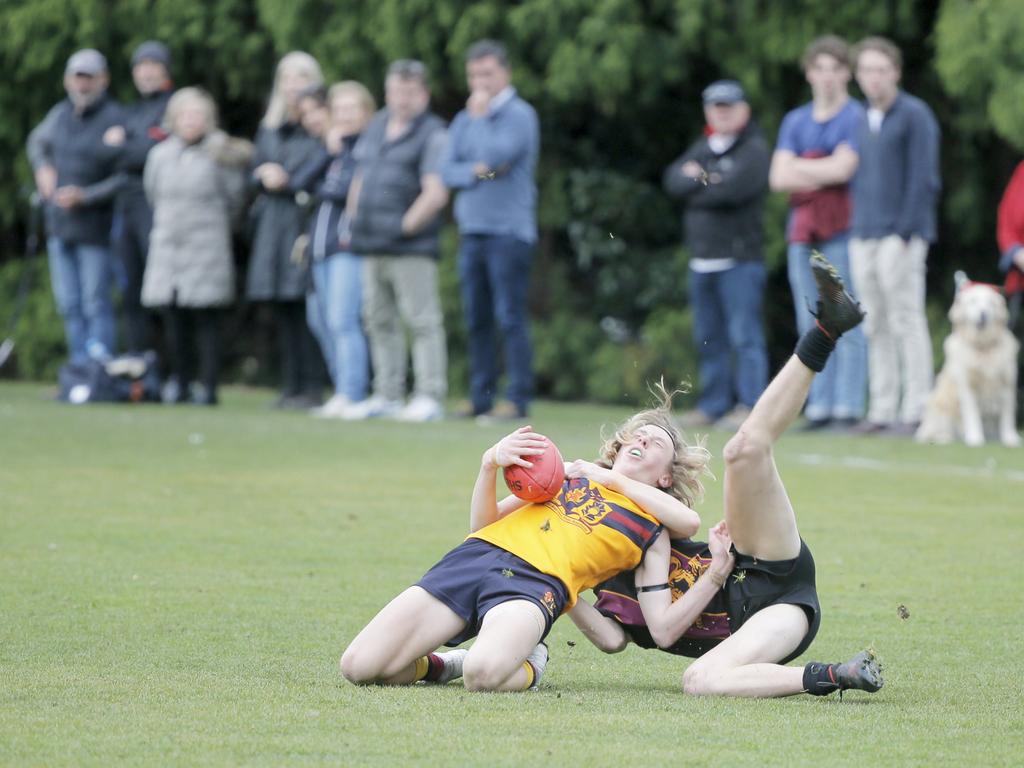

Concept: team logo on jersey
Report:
left=668, top=550, right=712, bottom=599
left=540, top=590, right=556, bottom=617
left=556, top=480, right=612, bottom=534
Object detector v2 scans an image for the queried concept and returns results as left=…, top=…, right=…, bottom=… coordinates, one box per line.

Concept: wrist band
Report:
left=638, top=583, right=671, bottom=593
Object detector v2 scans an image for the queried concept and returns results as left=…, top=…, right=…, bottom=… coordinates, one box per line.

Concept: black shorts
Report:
left=416, top=538, right=569, bottom=646
left=723, top=539, right=821, bottom=664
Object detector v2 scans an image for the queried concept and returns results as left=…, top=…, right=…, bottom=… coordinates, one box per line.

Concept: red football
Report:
left=504, top=437, right=565, bottom=503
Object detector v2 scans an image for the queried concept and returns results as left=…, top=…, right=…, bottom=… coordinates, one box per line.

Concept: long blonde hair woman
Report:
left=247, top=51, right=326, bottom=408
left=262, top=51, right=324, bottom=130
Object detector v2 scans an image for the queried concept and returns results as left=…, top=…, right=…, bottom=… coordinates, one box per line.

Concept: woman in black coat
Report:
left=247, top=51, right=325, bottom=408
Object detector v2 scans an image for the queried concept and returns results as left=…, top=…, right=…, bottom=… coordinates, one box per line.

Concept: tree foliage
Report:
left=0, top=0, right=1018, bottom=398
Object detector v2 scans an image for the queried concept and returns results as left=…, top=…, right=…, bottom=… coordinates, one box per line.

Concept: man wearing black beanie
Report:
left=105, top=40, right=174, bottom=354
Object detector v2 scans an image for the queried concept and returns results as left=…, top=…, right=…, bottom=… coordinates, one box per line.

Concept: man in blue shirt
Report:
left=849, top=37, right=940, bottom=435
left=440, top=40, right=540, bottom=421
left=770, top=36, right=867, bottom=431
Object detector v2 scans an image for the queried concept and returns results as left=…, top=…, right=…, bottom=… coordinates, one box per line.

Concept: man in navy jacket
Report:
left=106, top=41, right=173, bottom=353
left=664, top=80, right=771, bottom=431
left=849, top=36, right=941, bottom=435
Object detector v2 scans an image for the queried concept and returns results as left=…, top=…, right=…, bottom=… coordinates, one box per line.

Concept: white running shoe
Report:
left=342, top=395, right=403, bottom=421
left=396, top=395, right=444, bottom=423
left=525, top=642, right=548, bottom=690
left=430, top=648, right=468, bottom=684
left=311, top=394, right=351, bottom=419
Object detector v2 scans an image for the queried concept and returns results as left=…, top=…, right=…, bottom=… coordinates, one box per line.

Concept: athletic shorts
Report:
left=416, top=538, right=569, bottom=646
left=724, top=539, right=821, bottom=664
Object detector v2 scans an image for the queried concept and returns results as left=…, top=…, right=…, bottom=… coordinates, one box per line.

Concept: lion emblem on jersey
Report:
left=557, top=480, right=613, bottom=534
left=668, top=549, right=713, bottom=600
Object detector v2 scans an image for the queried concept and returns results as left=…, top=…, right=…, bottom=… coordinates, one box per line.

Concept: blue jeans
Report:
left=307, top=252, right=368, bottom=401
left=787, top=237, right=867, bottom=421
left=689, top=261, right=769, bottom=418
left=458, top=234, right=534, bottom=414
left=47, top=237, right=116, bottom=363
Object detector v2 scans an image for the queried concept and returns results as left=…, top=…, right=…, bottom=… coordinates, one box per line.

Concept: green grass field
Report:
left=1, top=381, right=1022, bottom=766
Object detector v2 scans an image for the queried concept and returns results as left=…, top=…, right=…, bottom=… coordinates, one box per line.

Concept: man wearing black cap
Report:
left=27, top=49, right=124, bottom=365
left=103, top=41, right=174, bottom=353
left=663, top=79, right=771, bottom=431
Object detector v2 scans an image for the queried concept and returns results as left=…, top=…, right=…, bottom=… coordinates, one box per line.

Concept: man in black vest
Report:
left=27, top=49, right=123, bottom=364
left=346, top=60, right=450, bottom=422
left=104, top=41, right=174, bottom=353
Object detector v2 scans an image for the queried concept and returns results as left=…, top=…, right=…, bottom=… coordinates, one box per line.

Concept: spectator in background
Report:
left=104, top=41, right=174, bottom=354
left=440, top=39, right=539, bottom=422
left=142, top=86, right=251, bottom=403
left=141, top=88, right=252, bottom=405
left=247, top=51, right=325, bottom=409
left=291, top=84, right=334, bottom=393
left=996, top=159, right=1024, bottom=416
left=26, top=49, right=123, bottom=364
left=664, top=80, right=771, bottom=431
left=344, top=60, right=449, bottom=422
left=850, top=36, right=941, bottom=436
left=292, top=82, right=376, bottom=419
left=770, top=35, right=867, bottom=431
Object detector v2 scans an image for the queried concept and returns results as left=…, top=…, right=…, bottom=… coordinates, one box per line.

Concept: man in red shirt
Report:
left=997, top=160, right=1024, bottom=420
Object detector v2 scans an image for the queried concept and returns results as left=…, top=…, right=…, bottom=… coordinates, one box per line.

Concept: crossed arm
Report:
left=769, top=144, right=859, bottom=192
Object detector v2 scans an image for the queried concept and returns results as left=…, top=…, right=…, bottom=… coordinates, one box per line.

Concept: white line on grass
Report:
left=794, top=453, right=1024, bottom=484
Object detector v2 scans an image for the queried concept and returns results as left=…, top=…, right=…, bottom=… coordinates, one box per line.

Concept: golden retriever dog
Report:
left=916, top=273, right=1021, bottom=447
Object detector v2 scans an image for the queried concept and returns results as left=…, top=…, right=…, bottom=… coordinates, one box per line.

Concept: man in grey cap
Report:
left=103, top=40, right=174, bottom=353
left=27, top=49, right=125, bottom=365
left=663, top=79, right=771, bottom=431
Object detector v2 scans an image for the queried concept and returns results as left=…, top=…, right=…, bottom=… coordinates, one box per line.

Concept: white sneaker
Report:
left=342, top=395, right=403, bottom=421
left=311, top=394, right=351, bottom=419
left=396, top=395, right=444, bottom=423
left=430, top=648, right=468, bottom=684
left=525, top=642, right=548, bottom=690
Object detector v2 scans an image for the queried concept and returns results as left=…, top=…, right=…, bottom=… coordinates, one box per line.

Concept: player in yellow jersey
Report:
left=340, top=388, right=711, bottom=692
left=569, top=253, right=884, bottom=698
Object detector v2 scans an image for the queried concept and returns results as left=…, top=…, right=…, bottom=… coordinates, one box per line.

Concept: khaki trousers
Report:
left=849, top=235, right=934, bottom=424
left=362, top=255, right=448, bottom=402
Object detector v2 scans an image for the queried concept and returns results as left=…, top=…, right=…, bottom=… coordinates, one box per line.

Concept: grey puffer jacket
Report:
left=142, top=132, right=252, bottom=308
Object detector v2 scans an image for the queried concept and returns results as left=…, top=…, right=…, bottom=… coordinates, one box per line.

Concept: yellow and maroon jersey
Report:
left=469, top=477, right=662, bottom=609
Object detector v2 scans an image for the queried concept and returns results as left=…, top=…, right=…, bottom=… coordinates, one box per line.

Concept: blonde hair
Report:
left=165, top=86, right=218, bottom=135
left=262, top=51, right=324, bottom=129
left=328, top=80, right=377, bottom=118
left=595, top=381, right=713, bottom=508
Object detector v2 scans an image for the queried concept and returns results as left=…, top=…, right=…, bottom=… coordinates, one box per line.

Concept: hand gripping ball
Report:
left=503, top=436, right=565, bottom=503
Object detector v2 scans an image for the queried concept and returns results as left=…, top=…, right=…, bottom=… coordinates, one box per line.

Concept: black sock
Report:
left=803, top=661, right=840, bottom=696
left=795, top=323, right=836, bottom=373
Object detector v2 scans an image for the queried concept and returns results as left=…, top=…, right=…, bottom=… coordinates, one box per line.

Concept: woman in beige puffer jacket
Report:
left=142, top=87, right=252, bottom=404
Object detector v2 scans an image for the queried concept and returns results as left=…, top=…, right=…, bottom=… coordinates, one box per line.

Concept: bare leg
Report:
left=340, top=586, right=467, bottom=685
left=681, top=603, right=809, bottom=697
left=723, top=355, right=813, bottom=561
left=462, top=600, right=546, bottom=692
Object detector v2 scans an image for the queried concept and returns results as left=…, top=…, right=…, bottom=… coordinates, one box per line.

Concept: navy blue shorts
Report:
left=416, top=538, right=569, bottom=646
